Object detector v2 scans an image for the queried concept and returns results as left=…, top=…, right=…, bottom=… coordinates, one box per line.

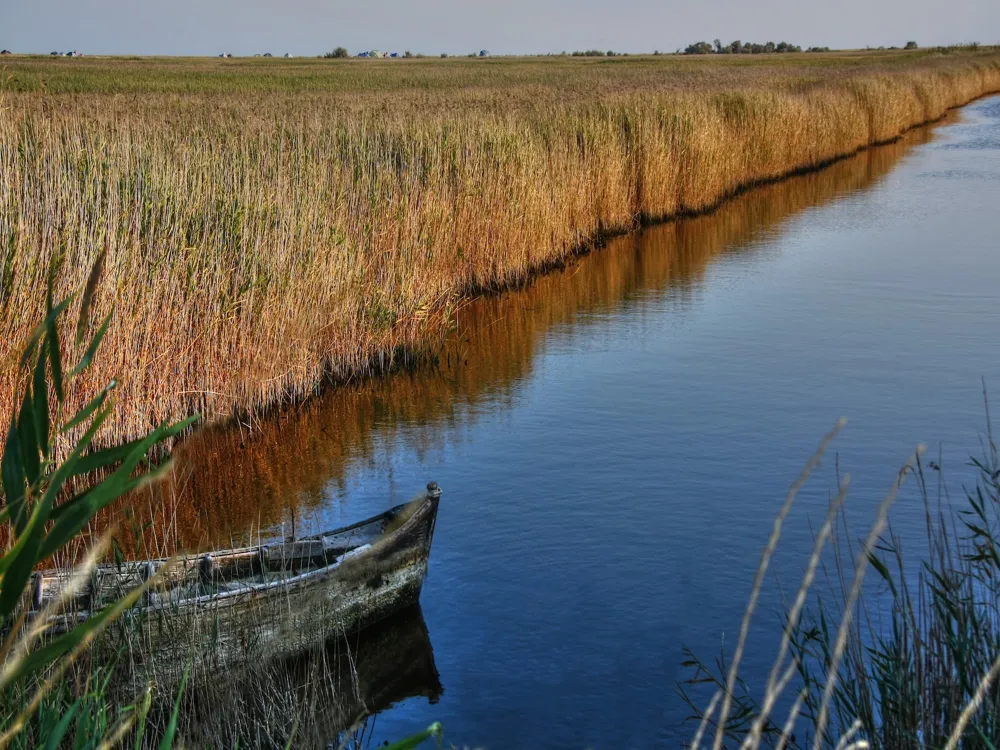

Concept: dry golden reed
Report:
left=1, top=51, right=999, bottom=443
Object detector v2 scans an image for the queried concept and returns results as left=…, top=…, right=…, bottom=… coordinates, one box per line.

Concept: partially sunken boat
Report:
left=29, top=483, right=442, bottom=683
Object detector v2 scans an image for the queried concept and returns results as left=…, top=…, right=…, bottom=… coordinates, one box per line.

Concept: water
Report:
left=152, top=96, right=1000, bottom=747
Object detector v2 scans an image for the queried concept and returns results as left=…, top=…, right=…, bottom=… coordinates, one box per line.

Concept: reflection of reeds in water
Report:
left=110, top=126, right=932, bottom=554
left=167, top=605, right=441, bottom=748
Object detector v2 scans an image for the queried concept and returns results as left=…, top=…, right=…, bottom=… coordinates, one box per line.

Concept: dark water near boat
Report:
left=151, top=96, right=1000, bottom=747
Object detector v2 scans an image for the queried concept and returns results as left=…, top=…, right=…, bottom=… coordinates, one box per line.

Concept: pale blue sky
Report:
left=1, top=0, right=997, bottom=57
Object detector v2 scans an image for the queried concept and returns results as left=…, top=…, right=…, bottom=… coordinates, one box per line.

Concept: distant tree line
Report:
left=300, top=39, right=933, bottom=61
left=684, top=39, right=805, bottom=55
left=682, top=40, right=923, bottom=56
left=571, top=50, right=627, bottom=57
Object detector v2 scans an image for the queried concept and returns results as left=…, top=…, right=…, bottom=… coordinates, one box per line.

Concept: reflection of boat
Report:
left=31, top=484, right=441, bottom=684
left=322, top=604, right=444, bottom=744
left=180, top=605, right=443, bottom=748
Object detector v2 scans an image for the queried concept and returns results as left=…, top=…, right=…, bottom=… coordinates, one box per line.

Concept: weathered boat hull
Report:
left=33, top=489, right=441, bottom=686
left=142, top=494, right=438, bottom=685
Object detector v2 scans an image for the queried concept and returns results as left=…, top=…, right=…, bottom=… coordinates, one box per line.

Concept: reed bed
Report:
left=108, top=127, right=930, bottom=554
left=2, top=50, right=1000, bottom=444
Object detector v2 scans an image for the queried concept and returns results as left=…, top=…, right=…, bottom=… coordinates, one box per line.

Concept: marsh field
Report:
left=131, top=89, right=1000, bottom=747
left=2, top=49, right=1000, bottom=445
left=3, top=46, right=1000, bottom=747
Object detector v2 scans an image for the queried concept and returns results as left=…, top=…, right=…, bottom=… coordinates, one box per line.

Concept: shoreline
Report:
left=200, top=89, right=1000, bottom=434
left=2, top=53, right=999, bottom=443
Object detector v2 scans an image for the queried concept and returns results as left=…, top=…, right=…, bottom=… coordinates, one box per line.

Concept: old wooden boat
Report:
left=28, top=483, right=441, bottom=684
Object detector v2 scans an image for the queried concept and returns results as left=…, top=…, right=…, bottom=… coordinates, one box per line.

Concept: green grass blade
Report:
left=17, top=297, right=73, bottom=370
left=0, top=495, right=53, bottom=617
left=1, top=410, right=27, bottom=534
left=68, top=415, right=194, bottom=478
left=158, top=661, right=191, bottom=750
left=47, top=315, right=64, bottom=405
left=60, top=389, right=110, bottom=435
left=42, top=698, right=81, bottom=750
left=866, top=551, right=898, bottom=598
left=41, top=460, right=173, bottom=560
left=75, top=251, right=106, bottom=347
left=132, top=687, right=153, bottom=750
left=975, top=724, right=998, bottom=750
left=68, top=437, right=146, bottom=479
left=0, top=491, right=49, bottom=578
left=0, top=401, right=112, bottom=600
left=48, top=487, right=94, bottom=521
left=16, top=386, right=40, bottom=485
left=70, top=313, right=112, bottom=377
left=32, top=344, right=49, bottom=458
left=383, top=722, right=443, bottom=750
left=37, top=418, right=193, bottom=560
left=283, top=716, right=299, bottom=750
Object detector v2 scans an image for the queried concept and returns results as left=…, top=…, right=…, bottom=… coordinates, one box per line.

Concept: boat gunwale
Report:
left=36, top=493, right=438, bottom=625
left=35, top=496, right=423, bottom=579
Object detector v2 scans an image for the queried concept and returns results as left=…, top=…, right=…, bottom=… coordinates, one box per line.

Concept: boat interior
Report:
left=29, top=499, right=412, bottom=615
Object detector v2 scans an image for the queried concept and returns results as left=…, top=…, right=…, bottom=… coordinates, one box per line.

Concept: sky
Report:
left=1, top=0, right=998, bottom=57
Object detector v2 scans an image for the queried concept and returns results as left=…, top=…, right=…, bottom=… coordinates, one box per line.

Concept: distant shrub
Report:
left=440, top=53, right=448, bottom=58
left=684, top=41, right=714, bottom=55
left=806, top=46, right=832, bottom=53
left=324, top=47, right=349, bottom=59
left=404, top=50, right=413, bottom=58
left=571, top=50, right=606, bottom=57
left=905, top=40, right=919, bottom=49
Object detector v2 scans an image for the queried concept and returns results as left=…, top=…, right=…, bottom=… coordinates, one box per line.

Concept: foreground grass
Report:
left=680, top=412, right=1000, bottom=749
left=2, top=50, right=1000, bottom=445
